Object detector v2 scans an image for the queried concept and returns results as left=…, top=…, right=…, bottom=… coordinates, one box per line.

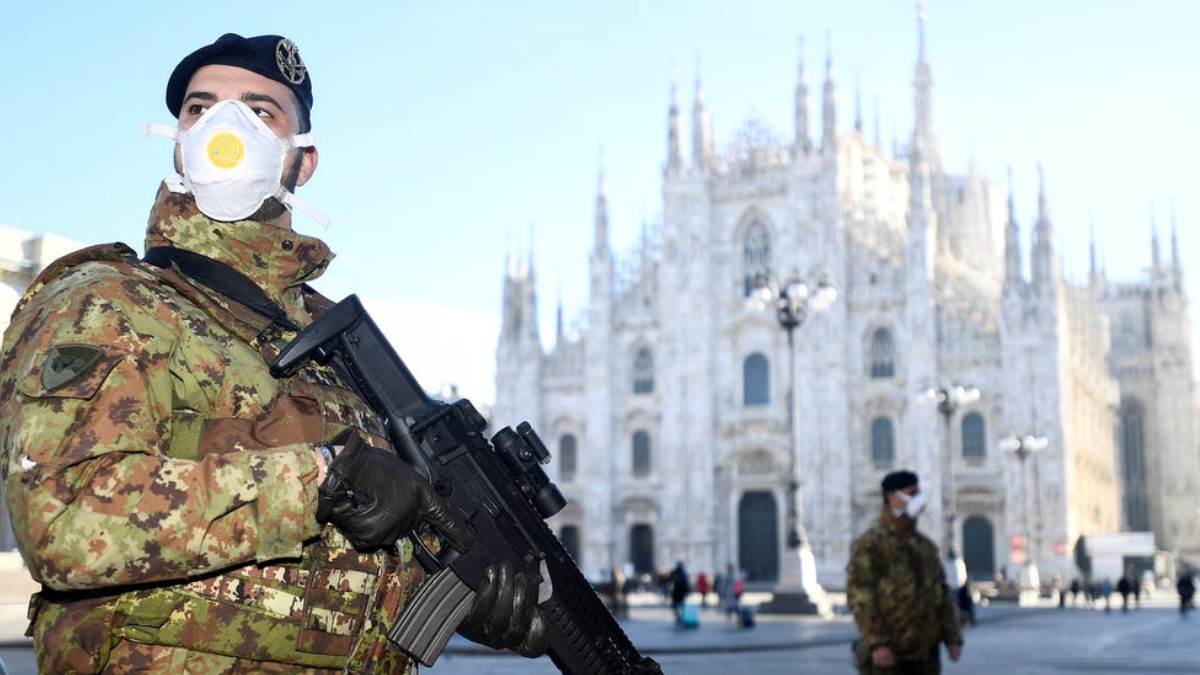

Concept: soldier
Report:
left=847, top=470, right=964, bottom=674
left=0, top=33, right=546, bottom=673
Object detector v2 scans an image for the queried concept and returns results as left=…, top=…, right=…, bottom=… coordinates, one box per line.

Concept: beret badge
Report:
left=275, top=38, right=307, bottom=85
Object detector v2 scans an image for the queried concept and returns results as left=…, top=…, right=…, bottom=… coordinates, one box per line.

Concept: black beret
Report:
left=881, top=470, right=919, bottom=493
left=166, top=33, right=313, bottom=118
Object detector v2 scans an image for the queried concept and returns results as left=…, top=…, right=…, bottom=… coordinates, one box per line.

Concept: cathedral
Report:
left=491, top=8, right=1200, bottom=589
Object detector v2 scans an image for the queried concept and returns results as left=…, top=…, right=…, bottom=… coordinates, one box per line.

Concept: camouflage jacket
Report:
left=846, top=507, right=962, bottom=660
left=0, top=186, right=424, bottom=674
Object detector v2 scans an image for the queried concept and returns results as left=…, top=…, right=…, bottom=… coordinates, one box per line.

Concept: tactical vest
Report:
left=24, top=243, right=422, bottom=674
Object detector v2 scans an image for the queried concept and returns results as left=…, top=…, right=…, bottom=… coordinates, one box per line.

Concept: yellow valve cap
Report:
left=206, top=131, right=245, bottom=170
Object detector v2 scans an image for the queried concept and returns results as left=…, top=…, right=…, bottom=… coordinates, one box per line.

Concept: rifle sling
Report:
left=142, top=246, right=300, bottom=331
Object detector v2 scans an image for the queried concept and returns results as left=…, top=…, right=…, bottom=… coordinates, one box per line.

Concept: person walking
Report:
left=697, top=571, right=710, bottom=609
left=1178, top=572, right=1196, bottom=618
left=1116, top=573, right=1132, bottom=613
left=956, top=583, right=975, bottom=628
left=847, top=470, right=963, bottom=674
left=1069, top=578, right=1082, bottom=607
left=669, top=561, right=691, bottom=625
left=1100, top=578, right=1113, bottom=613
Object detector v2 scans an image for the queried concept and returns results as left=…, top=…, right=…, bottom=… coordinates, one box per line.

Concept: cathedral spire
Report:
left=594, top=155, right=610, bottom=258
left=912, top=0, right=938, bottom=166
left=794, top=35, right=810, bottom=158
left=666, top=75, right=683, bottom=174
left=822, top=31, right=837, bottom=154
left=555, top=286, right=564, bottom=343
left=1171, top=199, right=1181, bottom=272
left=692, top=67, right=714, bottom=170
left=1151, top=203, right=1161, bottom=270
left=1004, top=165, right=1023, bottom=288
left=854, top=71, right=863, bottom=133
left=1088, top=212, right=1098, bottom=284
left=1031, top=163, right=1057, bottom=290
left=873, top=94, right=881, bottom=147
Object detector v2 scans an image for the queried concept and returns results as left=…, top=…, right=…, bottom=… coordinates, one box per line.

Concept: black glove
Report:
left=457, top=560, right=551, bottom=658
left=316, top=432, right=473, bottom=554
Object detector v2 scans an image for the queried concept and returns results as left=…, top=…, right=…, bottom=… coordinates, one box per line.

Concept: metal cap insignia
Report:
left=276, top=38, right=307, bottom=85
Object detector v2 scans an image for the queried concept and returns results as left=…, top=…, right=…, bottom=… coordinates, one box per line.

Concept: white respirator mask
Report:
left=893, top=491, right=927, bottom=519
left=143, top=99, right=330, bottom=228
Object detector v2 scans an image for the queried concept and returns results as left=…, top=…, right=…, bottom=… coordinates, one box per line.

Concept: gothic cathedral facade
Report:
left=491, top=12, right=1200, bottom=587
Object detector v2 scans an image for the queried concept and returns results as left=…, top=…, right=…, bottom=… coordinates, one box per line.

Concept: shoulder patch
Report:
left=40, top=344, right=104, bottom=392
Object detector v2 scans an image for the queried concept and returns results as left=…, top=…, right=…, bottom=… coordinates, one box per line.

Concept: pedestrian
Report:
left=1069, top=578, right=1081, bottom=607
left=669, top=561, right=691, bottom=625
left=1178, top=572, right=1196, bottom=618
left=718, top=563, right=738, bottom=621
left=1133, top=572, right=1143, bottom=608
left=0, top=33, right=547, bottom=673
left=1100, top=578, right=1113, bottom=613
left=1053, top=574, right=1065, bottom=609
left=847, top=470, right=964, bottom=673
left=611, top=565, right=627, bottom=617
left=1116, top=573, right=1132, bottom=613
left=957, top=582, right=975, bottom=628
left=697, top=571, right=711, bottom=608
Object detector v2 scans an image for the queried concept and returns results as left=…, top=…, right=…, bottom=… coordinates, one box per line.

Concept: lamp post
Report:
left=755, top=270, right=835, bottom=616
left=924, top=384, right=980, bottom=586
left=999, top=433, right=1047, bottom=605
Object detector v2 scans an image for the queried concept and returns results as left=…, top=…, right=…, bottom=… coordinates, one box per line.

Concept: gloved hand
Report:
left=316, top=432, right=473, bottom=554
left=457, top=560, right=551, bottom=657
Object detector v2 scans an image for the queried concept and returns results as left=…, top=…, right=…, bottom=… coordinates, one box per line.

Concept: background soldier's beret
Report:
left=166, top=33, right=313, bottom=118
left=881, top=470, right=919, bottom=492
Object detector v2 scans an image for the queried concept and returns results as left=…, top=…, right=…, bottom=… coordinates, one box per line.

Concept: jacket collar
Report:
left=144, top=183, right=334, bottom=311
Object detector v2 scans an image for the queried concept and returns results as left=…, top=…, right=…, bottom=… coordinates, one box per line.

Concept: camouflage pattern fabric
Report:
left=846, top=506, right=962, bottom=673
left=0, top=185, right=425, bottom=674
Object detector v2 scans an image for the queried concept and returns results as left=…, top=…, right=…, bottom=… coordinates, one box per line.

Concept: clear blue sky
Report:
left=1, top=1, right=1197, bottom=402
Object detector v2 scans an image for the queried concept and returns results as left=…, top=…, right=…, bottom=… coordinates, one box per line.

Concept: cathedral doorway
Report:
left=962, top=515, right=995, bottom=581
left=630, top=524, right=655, bottom=578
left=738, top=491, right=779, bottom=582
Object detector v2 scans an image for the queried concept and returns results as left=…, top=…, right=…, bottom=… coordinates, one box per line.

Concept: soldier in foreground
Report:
left=847, top=471, right=964, bottom=674
left=0, top=33, right=545, bottom=673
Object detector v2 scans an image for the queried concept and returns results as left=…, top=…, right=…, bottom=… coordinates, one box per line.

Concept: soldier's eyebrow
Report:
left=242, top=92, right=285, bottom=113
left=182, top=91, right=218, bottom=106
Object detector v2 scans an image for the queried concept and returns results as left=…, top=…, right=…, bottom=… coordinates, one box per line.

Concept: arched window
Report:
left=632, top=348, right=654, bottom=394
left=559, top=433, right=577, bottom=481
left=632, top=430, right=652, bottom=477
left=868, top=328, right=895, bottom=379
left=870, top=417, right=895, bottom=465
left=961, top=413, right=986, bottom=459
left=743, top=353, right=770, bottom=406
left=742, top=219, right=771, bottom=296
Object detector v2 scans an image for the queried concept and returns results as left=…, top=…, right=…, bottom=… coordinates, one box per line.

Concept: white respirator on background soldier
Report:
left=143, top=99, right=330, bottom=228
left=893, top=491, right=927, bottom=519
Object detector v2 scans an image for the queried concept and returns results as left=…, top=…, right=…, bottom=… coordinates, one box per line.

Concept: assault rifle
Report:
left=271, top=295, right=661, bottom=675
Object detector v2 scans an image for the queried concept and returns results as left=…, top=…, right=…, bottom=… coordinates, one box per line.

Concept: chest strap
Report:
left=143, top=246, right=301, bottom=331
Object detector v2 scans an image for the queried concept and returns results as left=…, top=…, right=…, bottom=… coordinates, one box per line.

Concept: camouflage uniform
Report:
left=846, top=507, right=963, bottom=675
left=0, top=186, right=425, bottom=674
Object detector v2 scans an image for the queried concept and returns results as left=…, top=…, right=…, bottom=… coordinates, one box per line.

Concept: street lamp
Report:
left=923, top=384, right=980, bottom=585
left=753, top=269, right=835, bottom=616
left=999, top=433, right=1048, bottom=604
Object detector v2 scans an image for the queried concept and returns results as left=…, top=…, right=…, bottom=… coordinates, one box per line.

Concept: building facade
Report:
left=493, top=13, right=1198, bottom=587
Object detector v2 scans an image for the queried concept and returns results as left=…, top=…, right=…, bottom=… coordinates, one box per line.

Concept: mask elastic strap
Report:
left=142, top=123, right=179, bottom=141
left=163, top=172, right=188, bottom=194
left=276, top=187, right=332, bottom=230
